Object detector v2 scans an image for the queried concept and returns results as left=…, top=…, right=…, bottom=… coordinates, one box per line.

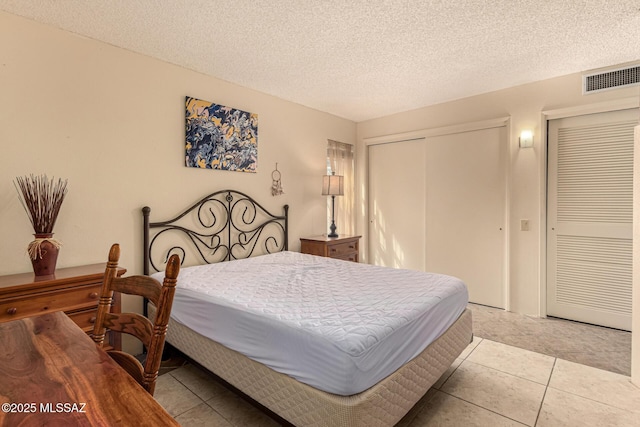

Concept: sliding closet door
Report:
left=368, top=138, right=426, bottom=270
left=368, top=126, right=506, bottom=308
left=424, top=127, right=506, bottom=308
left=547, top=109, right=637, bottom=330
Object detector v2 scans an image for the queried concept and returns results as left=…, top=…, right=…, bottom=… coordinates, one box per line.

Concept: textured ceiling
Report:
left=1, top=0, right=640, bottom=122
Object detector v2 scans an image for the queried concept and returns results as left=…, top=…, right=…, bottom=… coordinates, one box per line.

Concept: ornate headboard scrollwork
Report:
left=143, top=190, right=289, bottom=275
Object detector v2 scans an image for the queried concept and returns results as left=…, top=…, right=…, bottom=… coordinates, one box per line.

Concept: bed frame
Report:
left=142, top=189, right=472, bottom=427
left=143, top=189, right=288, bottom=275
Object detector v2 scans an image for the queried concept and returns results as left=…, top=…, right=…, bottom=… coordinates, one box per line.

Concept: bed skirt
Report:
left=149, top=306, right=472, bottom=427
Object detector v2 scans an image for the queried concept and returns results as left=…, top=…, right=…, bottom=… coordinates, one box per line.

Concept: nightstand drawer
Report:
left=328, top=240, right=358, bottom=257
left=334, top=252, right=358, bottom=262
left=0, top=284, right=101, bottom=322
left=300, top=235, right=361, bottom=263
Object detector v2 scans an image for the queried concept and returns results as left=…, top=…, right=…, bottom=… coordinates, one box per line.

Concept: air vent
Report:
left=583, top=65, right=640, bottom=94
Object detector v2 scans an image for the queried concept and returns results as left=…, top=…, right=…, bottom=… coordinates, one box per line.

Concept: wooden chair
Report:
left=93, top=243, right=180, bottom=396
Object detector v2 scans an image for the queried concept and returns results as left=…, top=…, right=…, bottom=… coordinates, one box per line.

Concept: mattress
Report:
left=151, top=251, right=468, bottom=395
left=149, top=305, right=473, bottom=427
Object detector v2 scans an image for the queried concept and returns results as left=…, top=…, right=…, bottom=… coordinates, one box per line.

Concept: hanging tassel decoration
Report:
left=271, top=163, right=284, bottom=196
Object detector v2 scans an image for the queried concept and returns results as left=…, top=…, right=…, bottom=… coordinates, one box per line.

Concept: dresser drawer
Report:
left=0, top=284, right=101, bottom=322
left=61, top=307, right=120, bottom=351
left=327, top=240, right=359, bottom=257
left=67, top=308, right=98, bottom=331
left=0, top=263, right=123, bottom=351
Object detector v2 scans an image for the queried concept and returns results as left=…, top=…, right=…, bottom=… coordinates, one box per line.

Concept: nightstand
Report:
left=0, top=263, right=125, bottom=350
left=300, top=235, right=361, bottom=262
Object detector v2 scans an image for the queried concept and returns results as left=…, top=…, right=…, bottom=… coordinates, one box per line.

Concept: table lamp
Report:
left=322, top=172, right=344, bottom=237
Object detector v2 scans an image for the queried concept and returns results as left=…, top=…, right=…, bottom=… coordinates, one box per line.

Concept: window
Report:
left=326, top=140, right=354, bottom=235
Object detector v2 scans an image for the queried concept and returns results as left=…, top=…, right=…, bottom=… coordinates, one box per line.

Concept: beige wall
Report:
left=1, top=11, right=355, bottom=276
left=0, top=11, right=355, bottom=352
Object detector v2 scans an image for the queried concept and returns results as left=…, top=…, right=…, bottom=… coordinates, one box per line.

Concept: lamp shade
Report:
left=322, top=174, right=344, bottom=196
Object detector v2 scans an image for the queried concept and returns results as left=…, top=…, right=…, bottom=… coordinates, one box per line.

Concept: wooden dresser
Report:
left=0, top=263, right=124, bottom=350
left=300, top=235, right=361, bottom=262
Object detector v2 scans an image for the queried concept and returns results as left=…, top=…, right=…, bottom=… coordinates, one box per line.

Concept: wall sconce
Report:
left=322, top=172, right=344, bottom=238
left=519, top=130, right=534, bottom=148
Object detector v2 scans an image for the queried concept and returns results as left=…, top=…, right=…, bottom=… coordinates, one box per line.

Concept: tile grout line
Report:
left=165, top=370, right=211, bottom=420
left=168, top=368, right=268, bottom=427
left=434, top=390, right=530, bottom=426
left=532, top=357, right=558, bottom=426
left=436, top=339, right=552, bottom=427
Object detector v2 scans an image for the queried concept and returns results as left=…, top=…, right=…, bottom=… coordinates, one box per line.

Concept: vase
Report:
left=29, top=233, right=60, bottom=277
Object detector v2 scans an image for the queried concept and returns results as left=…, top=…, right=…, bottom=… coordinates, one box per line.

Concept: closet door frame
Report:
left=540, top=97, right=639, bottom=318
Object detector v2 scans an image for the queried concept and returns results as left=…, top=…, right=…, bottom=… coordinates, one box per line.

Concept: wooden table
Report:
left=0, top=310, right=179, bottom=426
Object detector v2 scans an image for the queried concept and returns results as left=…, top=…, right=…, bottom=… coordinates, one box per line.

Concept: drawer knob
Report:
left=89, top=292, right=98, bottom=299
left=89, top=316, right=96, bottom=324
left=6, top=307, right=17, bottom=315
left=330, top=248, right=336, bottom=252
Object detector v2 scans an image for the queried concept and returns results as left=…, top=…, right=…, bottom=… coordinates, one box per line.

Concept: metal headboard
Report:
left=142, top=189, right=289, bottom=275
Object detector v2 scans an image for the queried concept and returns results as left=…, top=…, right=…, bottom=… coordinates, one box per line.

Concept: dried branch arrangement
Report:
left=14, top=174, right=68, bottom=234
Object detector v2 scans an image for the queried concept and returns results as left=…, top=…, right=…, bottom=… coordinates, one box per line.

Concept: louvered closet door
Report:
left=547, top=109, right=637, bottom=330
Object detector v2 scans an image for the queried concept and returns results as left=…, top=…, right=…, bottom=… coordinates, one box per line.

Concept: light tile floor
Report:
left=154, top=305, right=638, bottom=426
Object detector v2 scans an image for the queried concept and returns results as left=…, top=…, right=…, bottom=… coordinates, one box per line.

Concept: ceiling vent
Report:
left=583, top=65, right=640, bottom=94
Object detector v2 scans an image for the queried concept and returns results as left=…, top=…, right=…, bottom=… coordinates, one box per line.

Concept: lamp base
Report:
left=328, top=220, right=338, bottom=238
left=328, top=194, right=339, bottom=237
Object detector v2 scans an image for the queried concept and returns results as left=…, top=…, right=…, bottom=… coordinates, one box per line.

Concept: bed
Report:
left=142, top=190, right=472, bottom=426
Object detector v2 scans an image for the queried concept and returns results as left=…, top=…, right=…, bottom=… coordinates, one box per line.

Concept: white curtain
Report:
left=327, top=140, right=354, bottom=235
